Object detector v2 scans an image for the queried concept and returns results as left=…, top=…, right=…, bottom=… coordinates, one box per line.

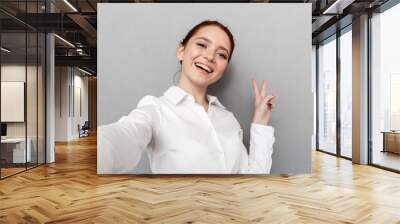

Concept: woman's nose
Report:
left=204, top=50, right=215, bottom=62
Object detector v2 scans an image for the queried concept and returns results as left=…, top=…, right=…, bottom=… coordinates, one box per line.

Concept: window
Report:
left=371, top=2, right=400, bottom=171
left=340, top=28, right=352, bottom=158
left=318, top=36, right=337, bottom=154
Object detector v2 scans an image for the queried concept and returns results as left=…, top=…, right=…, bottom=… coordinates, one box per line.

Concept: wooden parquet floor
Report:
left=1, top=134, right=400, bottom=224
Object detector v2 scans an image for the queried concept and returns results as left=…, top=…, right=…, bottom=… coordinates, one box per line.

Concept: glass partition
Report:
left=27, top=31, right=38, bottom=169
left=317, top=36, right=337, bottom=155
left=0, top=1, right=46, bottom=179
left=1, top=31, right=28, bottom=177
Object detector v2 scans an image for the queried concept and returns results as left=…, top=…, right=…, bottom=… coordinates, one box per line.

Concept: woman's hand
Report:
left=251, top=79, right=276, bottom=126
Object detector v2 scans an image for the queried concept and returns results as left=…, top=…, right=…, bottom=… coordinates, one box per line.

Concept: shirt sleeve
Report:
left=97, top=95, right=160, bottom=174
left=239, top=123, right=275, bottom=174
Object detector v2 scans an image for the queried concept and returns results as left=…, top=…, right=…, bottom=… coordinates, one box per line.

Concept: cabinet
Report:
left=382, top=131, right=400, bottom=154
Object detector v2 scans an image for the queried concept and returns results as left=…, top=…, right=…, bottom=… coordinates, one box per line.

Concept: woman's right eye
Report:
left=196, top=43, right=206, bottom=48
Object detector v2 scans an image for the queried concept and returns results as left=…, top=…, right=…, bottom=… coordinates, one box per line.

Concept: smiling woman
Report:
left=98, top=20, right=276, bottom=174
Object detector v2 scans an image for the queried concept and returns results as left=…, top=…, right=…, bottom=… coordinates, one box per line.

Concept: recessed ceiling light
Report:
left=54, top=34, right=75, bottom=48
left=63, top=0, right=78, bottom=12
left=78, top=67, right=93, bottom=76
left=1, top=47, right=11, bottom=53
left=323, top=0, right=355, bottom=14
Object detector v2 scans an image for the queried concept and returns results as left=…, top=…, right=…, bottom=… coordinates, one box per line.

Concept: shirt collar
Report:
left=163, top=85, right=226, bottom=110
left=206, top=94, right=226, bottom=110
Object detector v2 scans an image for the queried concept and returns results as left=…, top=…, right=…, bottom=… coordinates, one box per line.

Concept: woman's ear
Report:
left=176, top=44, right=184, bottom=62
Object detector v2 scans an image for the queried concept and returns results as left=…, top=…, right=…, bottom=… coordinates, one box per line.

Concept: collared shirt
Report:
left=98, top=85, right=275, bottom=174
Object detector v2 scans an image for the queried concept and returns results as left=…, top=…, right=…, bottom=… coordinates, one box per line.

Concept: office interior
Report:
left=0, top=0, right=97, bottom=179
left=0, top=0, right=399, bottom=222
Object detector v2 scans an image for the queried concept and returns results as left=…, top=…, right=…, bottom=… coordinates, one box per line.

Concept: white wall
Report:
left=1, top=65, right=40, bottom=138
left=1, top=66, right=26, bottom=133
left=72, top=72, right=89, bottom=138
left=55, top=67, right=89, bottom=141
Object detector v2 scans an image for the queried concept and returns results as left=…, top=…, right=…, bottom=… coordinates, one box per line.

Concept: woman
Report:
left=98, top=20, right=276, bottom=174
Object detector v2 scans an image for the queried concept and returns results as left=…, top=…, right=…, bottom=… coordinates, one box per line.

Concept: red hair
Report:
left=180, top=20, right=235, bottom=62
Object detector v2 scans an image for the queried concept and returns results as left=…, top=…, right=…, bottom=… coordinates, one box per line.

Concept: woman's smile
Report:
left=194, top=62, right=214, bottom=73
left=193, top=61, right=215, bottom=77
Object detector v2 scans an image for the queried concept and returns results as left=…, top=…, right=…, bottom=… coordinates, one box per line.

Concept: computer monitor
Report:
left=1, top=123, right=7, bottom=137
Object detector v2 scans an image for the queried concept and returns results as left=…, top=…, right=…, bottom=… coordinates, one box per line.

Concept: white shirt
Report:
left=98, top=85, right=275, bottom=174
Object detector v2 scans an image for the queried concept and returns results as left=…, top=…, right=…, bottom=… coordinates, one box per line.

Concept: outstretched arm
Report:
left=97, top=96, right=160, bottom=174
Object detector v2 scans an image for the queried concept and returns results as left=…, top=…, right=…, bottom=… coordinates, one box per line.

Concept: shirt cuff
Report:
left=250, top=123, right=274, bottom=140
left=249, top=123, right=275, bottom=160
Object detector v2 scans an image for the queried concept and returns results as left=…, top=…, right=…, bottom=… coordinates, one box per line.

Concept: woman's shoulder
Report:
left=126, top=95, right=163, bottom=123
left=137, top=95, right=162, bottom=108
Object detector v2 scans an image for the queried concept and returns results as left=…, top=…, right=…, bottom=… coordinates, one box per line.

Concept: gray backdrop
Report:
left=98, top=3, right=312, bottom=174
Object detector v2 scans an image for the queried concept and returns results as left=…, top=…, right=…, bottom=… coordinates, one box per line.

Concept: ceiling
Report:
left=0, top=0, right=393, bottom=75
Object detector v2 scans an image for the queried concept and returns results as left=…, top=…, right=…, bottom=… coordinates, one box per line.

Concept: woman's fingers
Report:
left=269, top=97, right=276, bottom=108
left=263, top=95, right=276, bottom=109
left=253, top=79, right=271, bottom=102
left=261, top=80, right=266, bottom=97
left=252, top=79, right=259, bottom=98
left=262, top=95, right=275, bottom=103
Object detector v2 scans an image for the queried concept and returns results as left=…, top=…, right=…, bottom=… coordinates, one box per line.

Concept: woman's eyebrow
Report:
left=195, top=37, right=230, bottom=54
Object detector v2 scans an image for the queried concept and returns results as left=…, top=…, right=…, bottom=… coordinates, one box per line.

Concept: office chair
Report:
left=79, top=121, right=90, bottom=138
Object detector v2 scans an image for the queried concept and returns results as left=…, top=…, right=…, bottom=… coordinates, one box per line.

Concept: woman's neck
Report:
left=177, top=76, right=209, bottom=110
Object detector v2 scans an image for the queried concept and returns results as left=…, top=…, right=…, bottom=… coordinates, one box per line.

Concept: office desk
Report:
left=1, top=138, right=32, bottom=163
left=382, top=131, right=400, bottom=154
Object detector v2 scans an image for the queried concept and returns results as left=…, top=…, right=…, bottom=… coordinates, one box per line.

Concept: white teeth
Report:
left=195, top=63, right=213, bottom=73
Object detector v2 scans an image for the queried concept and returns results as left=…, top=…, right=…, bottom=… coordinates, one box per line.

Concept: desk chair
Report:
left=78, top=121, right=90, bottom=138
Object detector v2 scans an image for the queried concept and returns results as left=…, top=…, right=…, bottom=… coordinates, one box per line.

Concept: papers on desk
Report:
left=1, top=138, right=32, bottom=163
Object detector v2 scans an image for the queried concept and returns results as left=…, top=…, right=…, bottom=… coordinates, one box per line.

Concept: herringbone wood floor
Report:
left=1, top=134, right=400, bottom=224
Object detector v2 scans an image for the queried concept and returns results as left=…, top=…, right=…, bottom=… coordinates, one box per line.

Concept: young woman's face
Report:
left=177, top=25, right=231, bottom=88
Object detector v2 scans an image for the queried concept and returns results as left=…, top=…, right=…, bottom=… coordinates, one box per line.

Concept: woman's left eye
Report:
left=218, top=53, right=227, bottom=59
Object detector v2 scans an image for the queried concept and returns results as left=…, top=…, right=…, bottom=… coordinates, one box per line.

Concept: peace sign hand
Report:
left=251, top=79, right=276, bottom=126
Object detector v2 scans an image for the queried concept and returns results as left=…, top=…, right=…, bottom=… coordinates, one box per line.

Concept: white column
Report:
left=45, top=0, right=56, bottom=163
left=352, top=14, right=369, bottom=164
left=46, top=32, right=55, bottom=163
